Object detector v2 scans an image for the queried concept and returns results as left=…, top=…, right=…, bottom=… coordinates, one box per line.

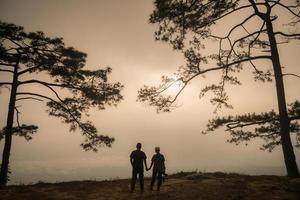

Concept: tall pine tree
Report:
left=138, top=0, right=300, bottom=177
left=0, top=21, right=124, bottom=185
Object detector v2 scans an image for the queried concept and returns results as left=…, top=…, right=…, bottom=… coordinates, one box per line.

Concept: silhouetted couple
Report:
left=130, top=142, right=167, bottom=193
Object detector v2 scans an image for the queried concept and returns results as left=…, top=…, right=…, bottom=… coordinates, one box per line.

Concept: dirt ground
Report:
left=0, top=172, right=299, bottom=200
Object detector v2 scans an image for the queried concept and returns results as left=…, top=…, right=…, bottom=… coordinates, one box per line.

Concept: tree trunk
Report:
left=265, top=19, right=300, bottom=177
left=0, top=60, right=19, bottom=186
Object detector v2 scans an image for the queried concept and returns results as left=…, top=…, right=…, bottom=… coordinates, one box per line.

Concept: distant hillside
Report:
left=0, top=172, right=299, bottom=200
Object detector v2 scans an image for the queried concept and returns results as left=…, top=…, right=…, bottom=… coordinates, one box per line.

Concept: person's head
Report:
left=136, top=143, right=142, bottom=150
left=155, top=146, right=160, bottom=153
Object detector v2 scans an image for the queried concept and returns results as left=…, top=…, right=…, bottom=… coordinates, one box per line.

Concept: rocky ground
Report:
left=0, top=172, right=299, bottom=200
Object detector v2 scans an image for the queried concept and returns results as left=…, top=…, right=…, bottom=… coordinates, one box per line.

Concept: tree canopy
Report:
left=0, top=21, right=124, bottom=151
left=138, top=0, right=300, bottom=176
left=204, top=101, right=300, bottom=152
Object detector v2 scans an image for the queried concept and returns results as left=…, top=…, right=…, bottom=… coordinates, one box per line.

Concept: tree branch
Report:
left=154, top=56, right=272, bottom=105
left=17, top=62, right=45, bottom=76
left=0, top=69, right=14, bottom=73
left=290, top=116, right=300, bottom=121
left=16, top=92, right=58, bottom=103
left=248, top=0, right=266, bottom=19
left=224, top=115, right=300, bottom=130
left=15, top=92, right=96, bottom=138
left=18, top=79, right=82, bottom=90
left=226, top=118, right=278, bottom=130
left=3, top=36, right=23, bottom=48
left=195, top=3, right=266, bottom=30
left=274, top=32, right=300, bottom=38
left=15, top=97, right=44, bottom=102
left=0, top=62, right=15, bottom=67
left=282, top=73, right=300, bottom=79
left=216, top=55, right=272, bottom=70
left=0, top=82, right=12, bottom=86
left=227, top=14, right=256, bottom=39
left=182, top=55, right=271, bottom=86
left=14, top=107, right=21, bottom=128
left=270, top=1, right=300, bottom=18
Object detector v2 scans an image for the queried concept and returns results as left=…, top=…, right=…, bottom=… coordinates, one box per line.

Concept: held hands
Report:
left=145, top=161, right=153, bottom=171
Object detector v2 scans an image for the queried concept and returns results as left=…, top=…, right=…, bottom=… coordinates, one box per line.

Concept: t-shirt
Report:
left=130, top=150, right=146, bottom=171
left=151, top=153, right=165, bottom=172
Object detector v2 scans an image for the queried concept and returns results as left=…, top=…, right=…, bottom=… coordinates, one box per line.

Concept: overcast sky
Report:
left=0, top=0, right=299, bottom=184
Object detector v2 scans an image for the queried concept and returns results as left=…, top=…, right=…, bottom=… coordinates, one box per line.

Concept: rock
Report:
left=288, top=178, right=300, bottom=192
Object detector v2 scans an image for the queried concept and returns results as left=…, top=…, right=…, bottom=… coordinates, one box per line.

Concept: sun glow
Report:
left=165, top=79, right=183, bottom=96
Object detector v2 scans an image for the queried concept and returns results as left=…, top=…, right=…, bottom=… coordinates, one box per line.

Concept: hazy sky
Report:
left=0, top=0, right=299, bottom=184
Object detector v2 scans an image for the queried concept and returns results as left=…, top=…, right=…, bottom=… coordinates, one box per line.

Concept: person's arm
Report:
left=148, top=161, right=153, bottom=171
left=162, top=155, right=166, bottom=170
left=143, top=152, right=149, bottom=170
left=147, top=155, right=154, bottom=171
left=130, top=152, right=134, bottom=167
left=144, top=159, right=148, bottom=170
left=130, top=157, right=134, bottom=166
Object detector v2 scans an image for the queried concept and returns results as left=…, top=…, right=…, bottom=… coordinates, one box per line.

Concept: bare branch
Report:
left=247, top=22, right=267, bottom=72
left=0, top=69, right=14, bottom=73
left=274, top=32, right=300, bottom=38
left=28, top=81, right=66, bottom=104
left=227, top=14, right=256, bottom=39
left=248, top=0, right=266, bottom=19
left=166, top=75, right=197, bottom=104
left=213, top=55, right=272, bottom=71
left=16, top=92, right=96, bottom=138
left=18, top=80, right=72, bottom=112
left=282, top=73, right=300, bottom=79
left=15, top=97, right=44, bottom=102
left=0, top=82, right=12, bottom=86
left=207, top=14, right=257, bottom=40
left=195, top=3, right=266, bottom=30
left=18, top=79, right=82, bottom=90
left=270, top=0, right=282, bottom=8
left=14, top=107, right=21, bottom=128
left=271, top=1, right=300, bottom=18
left=0, top=62, right=15, bottom=67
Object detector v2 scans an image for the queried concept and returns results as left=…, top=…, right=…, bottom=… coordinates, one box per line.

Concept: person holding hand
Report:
left=130, top=143, right=147, bottom=193
left=147, top=146, right=166, bottom=191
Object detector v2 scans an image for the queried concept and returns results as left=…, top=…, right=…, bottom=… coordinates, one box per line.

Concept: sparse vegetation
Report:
left=0, top=172, right=299, bottom=200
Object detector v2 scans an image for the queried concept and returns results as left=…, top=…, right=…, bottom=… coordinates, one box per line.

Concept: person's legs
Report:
left=157, top=171, right=163, bottom=191
left=131, top=170, right=138, bottom=192
left=138, top=171, right=144, bottom=192
left=150, top=170, right=157, bottom=191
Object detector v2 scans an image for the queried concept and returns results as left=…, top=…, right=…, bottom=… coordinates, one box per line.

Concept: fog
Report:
left=0, top=0, right=299, bottom=185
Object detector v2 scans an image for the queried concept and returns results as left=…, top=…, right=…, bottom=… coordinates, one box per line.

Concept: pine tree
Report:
left=0, top=21, right=124, bottom=185
left=138, top=0, right=300, bottom=177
